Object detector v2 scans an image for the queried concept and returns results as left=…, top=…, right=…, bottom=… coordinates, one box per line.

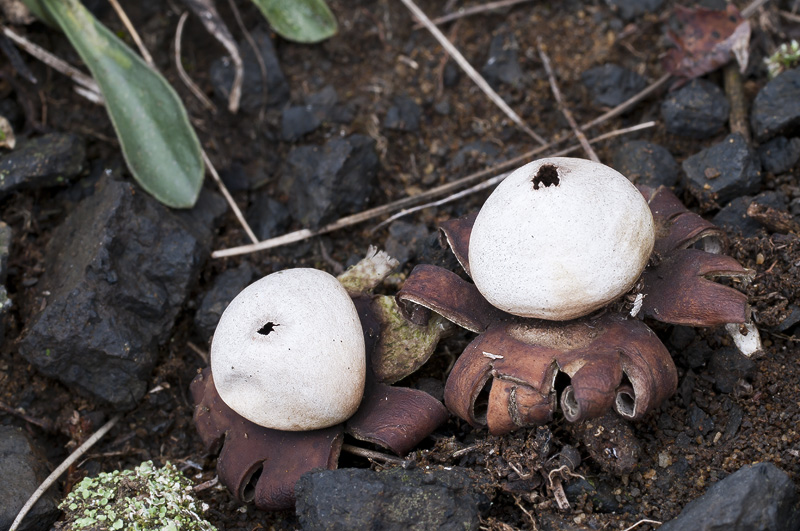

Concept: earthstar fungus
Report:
left=397, top=157, right=760, bottom=435
left=192, top=248, right=449, bottom=510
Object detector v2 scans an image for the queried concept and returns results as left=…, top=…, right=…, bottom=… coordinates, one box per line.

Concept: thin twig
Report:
left=182, top=0, right=242, bottom=113
left=187, top=340, right=210, bottom=364
left=0, top=401, right=55, bottom=432
left=175, top=12, right=218, bottom=112
left=399, top=0, right=547, bottom=145
left=202, top=151, right=258, bottom=244
left=341, top=444, right=409, bottom=466
left=621, top=519, right=663, bottom=531
left=107, top=0, right=155, bottom=67
left=780, top=9, right=800, bottom=22
left=9, top=414, right=122, bottom=531
left=227, top=0, right=268, bottom=119
left=412, top=0, right=534, bottom=29
left=212, top=120, right=655, bottom=258
left=741, top=0, right=771, bottom=18
left=1, top=25, right=102, bottom=98
left=537, top=38, right=599, bottom=162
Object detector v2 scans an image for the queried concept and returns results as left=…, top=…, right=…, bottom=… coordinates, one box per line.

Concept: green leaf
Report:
left=36, top=0, right=203, bottom=208
left=250, top=0, right=337, bottom=43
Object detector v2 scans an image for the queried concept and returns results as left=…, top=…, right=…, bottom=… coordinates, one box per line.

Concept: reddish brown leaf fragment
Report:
left=662, top=4, right=750, bottom=86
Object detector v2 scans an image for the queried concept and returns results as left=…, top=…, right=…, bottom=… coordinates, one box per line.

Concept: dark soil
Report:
left=1, top=1, right=799, bottom=530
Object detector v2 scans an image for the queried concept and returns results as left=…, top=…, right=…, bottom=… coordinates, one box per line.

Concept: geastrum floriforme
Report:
left=191, top=248, right=450, bottom=510
left=397, top=157, right=760, bottom=435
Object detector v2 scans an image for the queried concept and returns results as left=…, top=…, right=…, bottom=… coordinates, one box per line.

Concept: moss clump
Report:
left=58, top=461, right=216, bottom=531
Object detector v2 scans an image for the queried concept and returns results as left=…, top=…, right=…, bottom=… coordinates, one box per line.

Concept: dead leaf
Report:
left=662, top=4, right=751, bottom=88
left=0, top=115, right=15, bottom=150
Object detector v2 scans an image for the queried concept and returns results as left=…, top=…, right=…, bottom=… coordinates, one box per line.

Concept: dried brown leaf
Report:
left=663, top=4, right=751, bottom=87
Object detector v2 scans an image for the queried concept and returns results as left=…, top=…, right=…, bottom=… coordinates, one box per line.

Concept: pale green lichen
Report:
left=765, top=40, right=800, bottom=79
left=58, top=461, right=216, bottom=531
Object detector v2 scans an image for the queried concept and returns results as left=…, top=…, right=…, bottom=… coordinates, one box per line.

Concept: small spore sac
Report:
left=258, top=322, right=278, bottom=336
left=532, top=164, right=560, bottom=190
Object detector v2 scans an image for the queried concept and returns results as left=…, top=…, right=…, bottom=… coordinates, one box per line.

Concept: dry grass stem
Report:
left=202, top=151, right=259, bottom=244
left=227, top=0, right=268, bottom=119
left=1, top=25, right=102, bottom=99
left=341, top=444, right=409, bottom=466
left=621, top=519, right=663, bottom=531
left=182, top=0, right=242, bottom=113
left=399, top=0, right=547, bottom=145
left=412, top=0, right=534, bottom=28
left=537, top=38, right=599, bottom=162
left=9, top=414, right=122, bottom=531
left=107, top=0, right=154, bottom=67
left=175, top=12, right=218, bottom=112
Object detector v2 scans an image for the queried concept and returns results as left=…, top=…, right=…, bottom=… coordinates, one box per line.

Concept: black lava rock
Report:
left=714, top=191, right=786, bottom=237
left=758, top=136, right=800, bottom=174
left=384, top=95, right=422, bottom=132
left=707, top=347, right=755, bottom=394
left=281, top=106, right=320, bottom=142
left=682, top=133, right=762, bottom=208
left=687, top=405, right=715, bottom=436
left=0, top=221, right=10, bottom=347
left=448, top=141, right=501, bottom=171
left=280, top=135, right=378, bottom=229
left=0, top=133, right=85, bottom=197
left=209, top=27, right=290, bottom=113
left=659, top=462, right=800, bottom=531
left=18, top=178, right=223, bottom=410
left=563, top=478, right=621, bottom=513
left=612, top=140, right=680, bottom=188
left=581, top=64, right=647, bottom=108
left=305, top=85, right=355, bottom=125
left=384, top=221, right=430, bottom=267
left=661, top=79, right=729, bottom=139
left=194, top=263, right=254, bottom=341
left=751, top=67, right=800, bottom=141
left=604, top=0, right=664, bottom=20
left=0, top=426, right=60, bottom=531
left=295, top=467, right=489, bottom=531
left=482, top=30, right=525, bottom=89
left=247, top=192, right=291, bottom=241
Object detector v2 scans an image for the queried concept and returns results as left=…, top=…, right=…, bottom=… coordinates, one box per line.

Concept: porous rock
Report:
left=612, top=140, right=680, bottom=188
left=581, top=63, right=647, bottom=108
left=384, top=95, right=422, bottom=132
left=281, top=106, right=320, bottom=142
left=247, top=192, right=291, bottom=241
left=482, top=29, right=525, bottom=89
left=713, top=191, right=786, bottom=237
left=19, top=178, right=224, bottom=410
left=0, top=426, right=60, bottom=531
left=209, top=27, right=290, bottom=113
left=659, top=462, right=800, bottom=531
left=758, top=136, right=800, bottom=174
left=0, top=132, right=85, bottom=197
left=384, top=221, right=429, bottom=267
left=707, top=347, right=755, bottom=394
left=662, top=79, right=729, bottom=139
left=194, top=262, right=254, bottom=341
left=751, top=67, right=800, bottom=141
left=682, top=133, right=761, bottom=208
left=295, top=467, right=489, bottom=531
left=280, top=134, right=378, bottom=229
